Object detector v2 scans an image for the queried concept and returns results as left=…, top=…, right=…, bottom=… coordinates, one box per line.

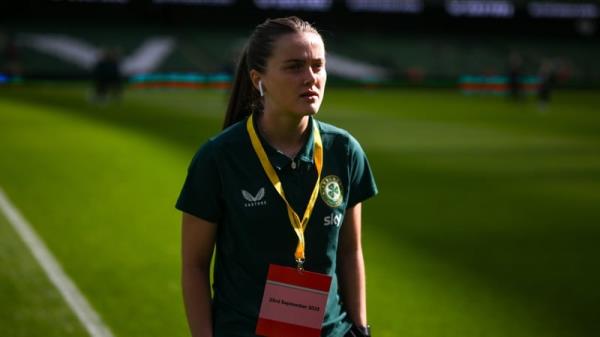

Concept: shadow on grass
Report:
left=368, top=150, right=600, bottom=337
left=0, top=84, right=224, bottom=153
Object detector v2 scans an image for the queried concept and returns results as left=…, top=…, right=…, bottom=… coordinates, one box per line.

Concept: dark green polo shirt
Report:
left=176, top=116, right=377, bottom=337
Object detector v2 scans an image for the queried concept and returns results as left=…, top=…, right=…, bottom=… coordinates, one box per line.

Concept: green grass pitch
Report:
left=1, top=84, right=599, bottom=337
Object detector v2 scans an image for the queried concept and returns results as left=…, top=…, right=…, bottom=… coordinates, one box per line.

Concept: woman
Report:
left=177, top=17, right=377, bottom=337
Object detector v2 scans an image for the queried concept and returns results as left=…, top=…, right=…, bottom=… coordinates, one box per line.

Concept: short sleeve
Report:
left=175, top=140, right=223, bottom=223
left=346, top=135, right=378, bottom=207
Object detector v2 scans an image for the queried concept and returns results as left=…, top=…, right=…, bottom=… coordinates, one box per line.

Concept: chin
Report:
left=307, top=109, right=319, bottom=115
left=297, top=110, right=318, bottom=117
left=298, top=104, right=321, bottom=116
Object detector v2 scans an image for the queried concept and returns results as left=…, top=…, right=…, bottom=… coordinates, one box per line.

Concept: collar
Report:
left=252, top=115, right=315, bottom=171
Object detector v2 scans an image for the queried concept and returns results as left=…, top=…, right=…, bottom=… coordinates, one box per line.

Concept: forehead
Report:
left=269, top=32, right=325, bottom=63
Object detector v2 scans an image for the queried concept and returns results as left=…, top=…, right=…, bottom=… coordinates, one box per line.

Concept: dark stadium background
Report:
left=2, top=0, right=599, bottom=87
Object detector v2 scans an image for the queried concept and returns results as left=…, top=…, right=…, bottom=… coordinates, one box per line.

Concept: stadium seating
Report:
left=2, top=23, right=599, bottom=87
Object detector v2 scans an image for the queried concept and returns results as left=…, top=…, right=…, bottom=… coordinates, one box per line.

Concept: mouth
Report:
left=300, top=90, right=319, bottom=99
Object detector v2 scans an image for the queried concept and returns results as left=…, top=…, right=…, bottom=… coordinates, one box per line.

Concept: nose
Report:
left=304, top=66, right=317, bottom=86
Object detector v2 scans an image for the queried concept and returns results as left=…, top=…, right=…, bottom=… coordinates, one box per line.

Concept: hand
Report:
left=349, top=324, right=371, bottom=337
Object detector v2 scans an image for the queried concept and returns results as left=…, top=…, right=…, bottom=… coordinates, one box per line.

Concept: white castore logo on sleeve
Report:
left=242, top=188, right=267, bottom=207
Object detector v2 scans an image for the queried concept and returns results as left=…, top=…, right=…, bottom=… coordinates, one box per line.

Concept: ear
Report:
left=250, top=69, right=262, bottom=92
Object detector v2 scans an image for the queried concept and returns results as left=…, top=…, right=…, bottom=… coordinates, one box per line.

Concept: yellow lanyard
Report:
left=246, top=114, right=323, bottom=270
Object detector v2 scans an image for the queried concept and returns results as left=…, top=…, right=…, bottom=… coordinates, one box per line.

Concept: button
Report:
left=291, top=161, right=297, bottom=169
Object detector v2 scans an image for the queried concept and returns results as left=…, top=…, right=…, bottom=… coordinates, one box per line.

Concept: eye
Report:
left=312, top=62, right=324, bottom=71
left=287, top=63, right=303, bottom=70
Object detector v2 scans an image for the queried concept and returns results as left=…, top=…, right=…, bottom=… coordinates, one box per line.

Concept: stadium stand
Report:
left=2, top=23, right=600, bottom=88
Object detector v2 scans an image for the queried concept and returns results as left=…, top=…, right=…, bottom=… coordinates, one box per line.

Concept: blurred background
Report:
left=1, top=1, right=599, bottom=337
left=2, top=0, right=600, bottom=88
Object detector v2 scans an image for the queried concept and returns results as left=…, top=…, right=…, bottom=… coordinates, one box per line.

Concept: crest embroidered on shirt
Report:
left=242, top=188, right=267, bottom=207
left=319, top=175, right=343, bottom=208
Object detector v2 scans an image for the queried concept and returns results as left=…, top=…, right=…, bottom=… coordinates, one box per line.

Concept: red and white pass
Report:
left=256, top=264, right=332, bottom=337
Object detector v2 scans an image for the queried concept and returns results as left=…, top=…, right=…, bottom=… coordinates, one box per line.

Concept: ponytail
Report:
left=223, top=47, right=261, bottom=129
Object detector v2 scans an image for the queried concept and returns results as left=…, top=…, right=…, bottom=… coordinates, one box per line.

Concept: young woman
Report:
left=177, top=17, right=377, bottom=337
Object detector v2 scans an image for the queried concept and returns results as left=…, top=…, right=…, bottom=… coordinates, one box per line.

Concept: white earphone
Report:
left=258, top=80, right=264, bottom=97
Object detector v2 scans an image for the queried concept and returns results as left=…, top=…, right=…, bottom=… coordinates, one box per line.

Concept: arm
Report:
left=338, top=203, right=367, bottom=327
left=181, top=212, right=217, bottom=337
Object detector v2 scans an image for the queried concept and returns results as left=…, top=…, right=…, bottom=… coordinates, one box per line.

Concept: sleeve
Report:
left=346, top=134, right=378, bottom=208
left=175, top=140, right=223, bottom=223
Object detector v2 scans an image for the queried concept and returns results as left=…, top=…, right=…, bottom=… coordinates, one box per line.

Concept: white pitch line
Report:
left=0, top=187, right=115, bottom=337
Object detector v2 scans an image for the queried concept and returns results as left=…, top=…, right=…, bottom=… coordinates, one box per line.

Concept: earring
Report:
left=258, top=80, right=264, bottom=97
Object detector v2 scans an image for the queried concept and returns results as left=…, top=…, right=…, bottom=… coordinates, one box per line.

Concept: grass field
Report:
left=1, top=84, right=599, bottom=337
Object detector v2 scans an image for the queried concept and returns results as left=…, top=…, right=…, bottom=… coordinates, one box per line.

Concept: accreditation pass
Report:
left=256, top=264, right=332, bottom=337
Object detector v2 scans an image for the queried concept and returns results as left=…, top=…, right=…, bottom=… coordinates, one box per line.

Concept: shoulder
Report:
left=315, top=119, right=363, bottom=153
left=315, top=119, right=349, bottom=138
left=194, top=119, right=248, bottom=157
left=211, top=118, right=248, bottom=146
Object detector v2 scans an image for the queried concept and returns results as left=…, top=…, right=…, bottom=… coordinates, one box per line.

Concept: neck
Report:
left=257, top=112, right=310, bottom=159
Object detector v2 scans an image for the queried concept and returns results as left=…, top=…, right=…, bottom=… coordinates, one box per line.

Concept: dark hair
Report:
left=223, top=16, right=321, bottom=129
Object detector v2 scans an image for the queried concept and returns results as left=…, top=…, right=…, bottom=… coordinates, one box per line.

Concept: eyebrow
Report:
left=283, top=58, right=323, bottom=64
